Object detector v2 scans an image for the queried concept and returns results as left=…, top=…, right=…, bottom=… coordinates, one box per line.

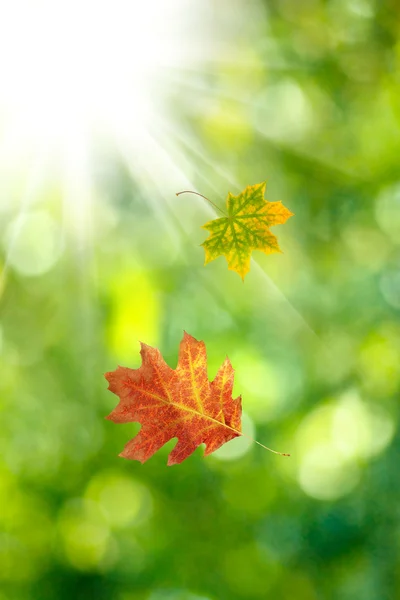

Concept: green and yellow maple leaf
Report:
left=201, top=182, right=293, bottom=280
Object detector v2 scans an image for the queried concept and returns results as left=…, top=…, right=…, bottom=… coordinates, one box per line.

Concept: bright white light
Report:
left=0, top=0, right=211, bottom=275
left=0, top=0, right=198, bottom=152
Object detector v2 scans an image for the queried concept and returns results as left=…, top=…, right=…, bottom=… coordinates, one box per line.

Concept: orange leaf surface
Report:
left=105, top=332, right=242, bottom=465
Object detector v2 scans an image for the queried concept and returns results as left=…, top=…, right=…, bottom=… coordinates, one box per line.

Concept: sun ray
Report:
left=149, top=119, right=322, bottom=335
left=0, top=143, right=54, bottom=296
left=0, top=0, right=330, bottom=356
left=114, top=109, right=326, bottom=348
left=152, top=115, right=241, bottom=191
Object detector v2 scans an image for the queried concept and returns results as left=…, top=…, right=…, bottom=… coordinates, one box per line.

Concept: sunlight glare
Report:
left=0, top=0, right=204, bottom=272
left=0, top=0, right=192, bottom=152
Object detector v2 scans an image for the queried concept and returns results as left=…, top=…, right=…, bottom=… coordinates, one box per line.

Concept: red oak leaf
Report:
left=105, top=332, right=242, bottom=465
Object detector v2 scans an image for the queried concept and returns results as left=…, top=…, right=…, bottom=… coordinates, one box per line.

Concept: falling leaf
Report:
left=105, top=332, right=242, bottom=465
left=201, top=182, right=293, bottom=280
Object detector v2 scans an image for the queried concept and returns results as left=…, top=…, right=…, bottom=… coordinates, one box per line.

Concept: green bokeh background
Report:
left=1, top=1, right=400, bottom=599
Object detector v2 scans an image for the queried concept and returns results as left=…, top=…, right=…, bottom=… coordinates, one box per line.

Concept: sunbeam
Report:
left=0, top=0, right=215, bottom=295
left=0, top=0, right=324, bottom=347
left=150, top=117, right=324, bottom=343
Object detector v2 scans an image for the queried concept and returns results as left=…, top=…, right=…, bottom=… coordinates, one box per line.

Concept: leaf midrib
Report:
left=122, top=379, right=240, bottom=437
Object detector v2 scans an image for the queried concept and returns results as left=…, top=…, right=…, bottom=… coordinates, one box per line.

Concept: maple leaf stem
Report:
left=234, top=428, right=290, bottom=457
left=176, top=190, right=228, bottom=217
left=194, top=410, right=290, bottom=456
left=252, top=439, right=291, bottom=457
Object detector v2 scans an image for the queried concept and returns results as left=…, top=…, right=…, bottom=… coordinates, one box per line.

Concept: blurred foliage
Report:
left=1, top=0, right=400, bottom=599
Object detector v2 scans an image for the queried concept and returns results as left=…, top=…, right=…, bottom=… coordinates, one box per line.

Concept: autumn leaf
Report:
left=200, top=182, right=293, bottom=280
left=105, top=332, right=242, bottom=465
